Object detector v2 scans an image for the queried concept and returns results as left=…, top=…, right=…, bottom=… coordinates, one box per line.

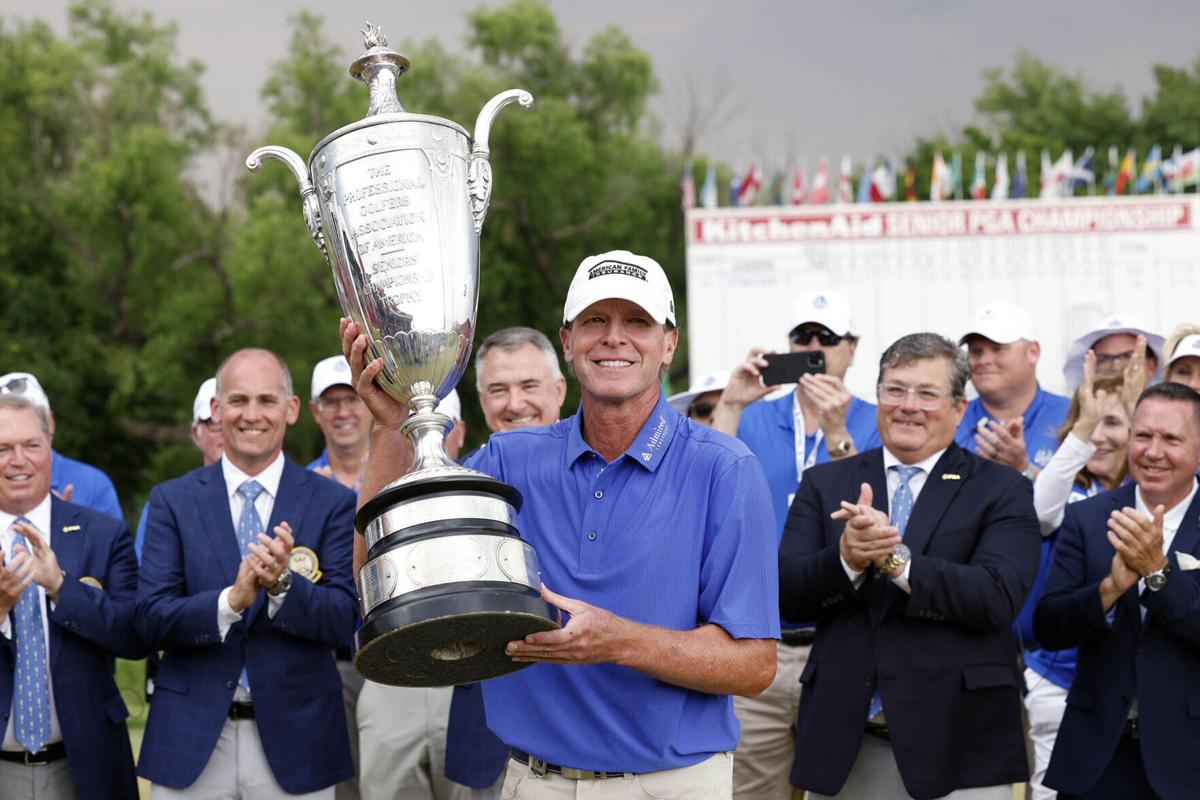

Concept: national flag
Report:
left=856, top=159, right=873, bottom=203
left=930, top=152, right=951, bottom=201
left=699, top=162, right=718, bottom=208
left=680, top=161, right=696, bottom=210
left=991, top=152, right=1009, bottom=200
left=870, top=160, right=896, bottom=202
left=970, top=152, right=987, bottom=200
left=1103, top=146, right=1119, bottom=195
left=1135, top=146, right=1162, bottom=194
left=1012, top=151, right=1028, bottom=198
left=950, top=152, right=963, bottom=199
left=729, top=169, right=743, bottom=206
left=1039, top=150, right=1053, bottom=197
left=769, top=168, right=785, bottom=205
left=903, top=160, right=917, bottom=201
left=1163, top=147, right=1200, bottom=190
left=837, top=155, right=854, bottom=204
left=1066, top=146, right=1095, bottom=193
left=791, top=160, right=807, bottom=205
left=1114, top=148, right=1135, bottom=195
left=810, top=156, right=830, bottom=203
left=739, top=163, right=763, bottom=205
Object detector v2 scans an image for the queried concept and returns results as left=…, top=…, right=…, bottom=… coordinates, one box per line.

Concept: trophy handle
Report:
left=246, top=146, right=327, bottom=258
left=467, top=89, right=534, bottom=236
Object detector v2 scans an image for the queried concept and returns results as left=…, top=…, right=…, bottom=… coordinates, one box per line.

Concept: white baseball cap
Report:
left=1063, top=313, right=1165, bottom=388
left=435, top=389, right=462, bottom=421
left=562, top=250, right=675, bottom=325
left=668, top=370, right=730, bottom=413
left=959, top=302, right=1037, bottom=345
left=0, top=372, right=50, bottom=411
left=192, top=377, right=218, bottom=424
left=791, top=291, right=857, bottom=338
left=1167, top=334, right=1200, bottom=368
left=311, top=355, right=354, bottom=400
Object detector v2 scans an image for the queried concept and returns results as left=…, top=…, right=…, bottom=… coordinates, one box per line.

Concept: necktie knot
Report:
left=238, top=480, right=264, bottom=503
left=892, top=465, right=921, bottom=486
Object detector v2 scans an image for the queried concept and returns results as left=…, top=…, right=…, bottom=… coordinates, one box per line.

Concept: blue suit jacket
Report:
left=778, top=444, right=1040, bottom=800
left=1034, top=483, right=1200, bottom=800
left=135, top=458, right=357, bottom=794
left=0, top=498, right=145, bottom=799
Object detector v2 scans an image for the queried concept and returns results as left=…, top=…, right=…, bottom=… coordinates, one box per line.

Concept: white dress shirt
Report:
left=841, top=447, right=949, bottom=593
left=0, top=494, right=63, bottom=750
left=215, top=453, right=289, bottom=702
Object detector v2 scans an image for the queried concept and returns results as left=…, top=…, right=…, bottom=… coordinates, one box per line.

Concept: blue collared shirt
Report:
left=736, top=392, right=880, bottom=541
left=955, top=384, right=1070, bottom=470
left=51, top=450, right=121, bottom=521
left=465, top=393, right=779, bottom=773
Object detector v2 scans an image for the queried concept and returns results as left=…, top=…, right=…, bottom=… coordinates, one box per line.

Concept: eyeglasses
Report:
left=1094, top=350, right=1137, bottom=369
left=317, top=395, right=363, bottom=411
left=789, top=327, right=844, bottom=347
left=688, top=401, right=715, bottom=420
left=877, top=383, right=955, bottom=411
left=0, top=377, right=29, bottom=395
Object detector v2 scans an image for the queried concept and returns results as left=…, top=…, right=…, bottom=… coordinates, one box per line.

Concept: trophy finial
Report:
left=350, top=23, right=409, bottom=116
left=361, top=21, right=388, bottom=50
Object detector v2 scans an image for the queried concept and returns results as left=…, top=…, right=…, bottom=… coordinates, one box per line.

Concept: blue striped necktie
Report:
left=11, top=518, right=51, bottom=753
left=867, top=465, right=923, bottom=722
left=235, top=481, right=265, bottom=693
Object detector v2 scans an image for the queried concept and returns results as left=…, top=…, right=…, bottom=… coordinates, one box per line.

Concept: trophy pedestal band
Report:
left=353, top=582, right=560, bottom=686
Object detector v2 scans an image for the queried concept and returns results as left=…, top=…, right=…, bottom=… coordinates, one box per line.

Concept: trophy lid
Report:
left=349, top=22, right=410, bottom=116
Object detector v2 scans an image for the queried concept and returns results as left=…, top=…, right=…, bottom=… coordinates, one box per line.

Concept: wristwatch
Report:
left=828, top=437, right=853, bottom=458
left=879, top=544, right=911, bottom=577
left=1145, top=563, right=1170, bottom=592
left=267, top=568, right=294, bottom=596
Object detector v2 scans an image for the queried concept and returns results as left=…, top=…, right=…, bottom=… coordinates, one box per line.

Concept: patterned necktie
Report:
left=235, top=481, right=265, bottom=694
left=867, top=465, right=923, bottom=722
left=11, top=518, right=51, bottom=753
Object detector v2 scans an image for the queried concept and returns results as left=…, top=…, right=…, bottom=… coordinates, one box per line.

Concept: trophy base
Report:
left=354, top=583, right=560, bottom=686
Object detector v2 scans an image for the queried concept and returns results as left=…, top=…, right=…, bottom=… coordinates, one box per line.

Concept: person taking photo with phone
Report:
left=713, top=289, right=880, bottom=800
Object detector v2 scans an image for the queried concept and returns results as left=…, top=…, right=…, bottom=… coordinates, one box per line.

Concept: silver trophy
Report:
left=247, top=23, right=559, bottom=687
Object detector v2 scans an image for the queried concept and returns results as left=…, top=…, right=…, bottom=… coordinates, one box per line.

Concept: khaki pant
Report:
left=732, top=639, right=808, bottom=800
left=335, top=659, right=364, bottom=800
left=357, top=682, right=483, bottom=800
left=500, top=752, right=732, bottom=799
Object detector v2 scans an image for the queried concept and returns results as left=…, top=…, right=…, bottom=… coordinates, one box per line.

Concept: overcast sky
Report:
left=6, top=0, right=1200, bottom=176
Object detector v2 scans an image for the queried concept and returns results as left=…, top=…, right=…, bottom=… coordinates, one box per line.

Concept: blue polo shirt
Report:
left=51, top=450, right=121, bottom=520
left=305, top=449, right=330, bottom=472
left=465, top=393, right=779, bottom=773
left=955, top=385, right=1070, bottom=470
left=736, top=392, right=881, bottom=540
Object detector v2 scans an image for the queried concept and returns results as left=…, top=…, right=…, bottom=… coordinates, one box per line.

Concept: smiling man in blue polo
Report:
left=344, top=249, right=779, bottom=800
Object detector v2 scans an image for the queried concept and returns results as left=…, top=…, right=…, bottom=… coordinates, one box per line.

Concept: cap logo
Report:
left=813, top=295, right=827, bottom=309
left=588, top=260, right=647, bottom=281
left=334, top=360, right=349, bottom=373
left=1193, top=339, right=1200, bottom=350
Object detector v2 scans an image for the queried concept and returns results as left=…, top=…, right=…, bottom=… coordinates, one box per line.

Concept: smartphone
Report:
left=761, top=351, right=826, bottom=385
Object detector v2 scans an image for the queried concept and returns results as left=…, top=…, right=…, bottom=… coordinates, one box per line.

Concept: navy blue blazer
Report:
left=135, top=458, right=358, bottom=794
left=0, top=498, right=145, bottom=800
left=778, top=444, right=1040, bottom=800
left=1034, top=483, right=1200, bottom=800
left=445, top=682, right=508, bottom=788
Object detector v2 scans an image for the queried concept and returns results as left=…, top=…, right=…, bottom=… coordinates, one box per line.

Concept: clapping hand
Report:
left=832, top=483, right=900, bottom=572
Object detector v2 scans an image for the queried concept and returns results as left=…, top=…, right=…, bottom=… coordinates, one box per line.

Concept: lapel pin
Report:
left=62, top=524, right=82, bottom=533
left=941, top=473, right=961, bottom=481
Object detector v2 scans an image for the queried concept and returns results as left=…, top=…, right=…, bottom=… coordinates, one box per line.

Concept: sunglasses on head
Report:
left=0, top=377, right=29, bottom=395
left=688, top=400, right=715, bottom=419
left=789, top=327, right=844, bottom=347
